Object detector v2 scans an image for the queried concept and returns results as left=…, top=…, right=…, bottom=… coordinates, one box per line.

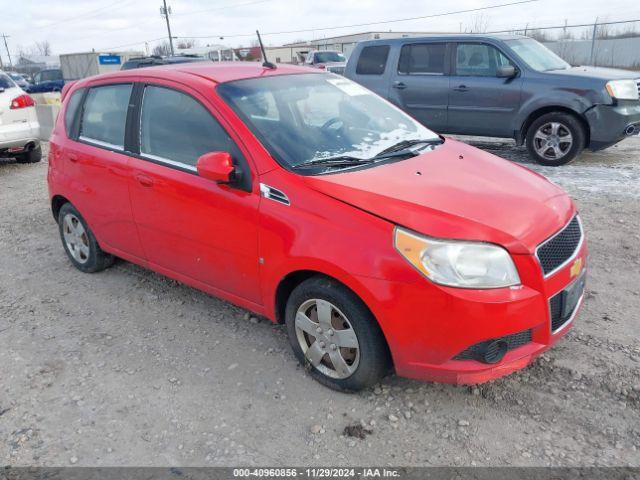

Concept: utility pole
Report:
left=160, top=0, right=175, bottom=56
left=1, top=33, right=12, bottom=68
left=589, top=18, right=598, bottom=66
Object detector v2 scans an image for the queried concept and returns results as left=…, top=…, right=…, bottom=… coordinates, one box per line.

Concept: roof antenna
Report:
left=256, top=30, right=276, bottom=69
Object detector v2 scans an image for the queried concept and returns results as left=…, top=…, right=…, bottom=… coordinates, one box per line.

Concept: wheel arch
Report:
left=518, top=106, right=590, bottom=147
left=51, top=194, right=71, bottom=221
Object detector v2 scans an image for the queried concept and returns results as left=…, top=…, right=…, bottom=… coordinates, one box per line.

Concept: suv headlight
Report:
left=606, top=80, right=639, bottom=101
left=394, top=227, right=520, bottom=289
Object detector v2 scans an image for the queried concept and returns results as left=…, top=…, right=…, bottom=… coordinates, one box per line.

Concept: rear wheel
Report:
left=285, top=276, right=391, bottom=392
left=58, top=203, right=114, bottom=273
left=15, top=144, right=42, bottom=164
left=526, top=112, right=585, bottom=166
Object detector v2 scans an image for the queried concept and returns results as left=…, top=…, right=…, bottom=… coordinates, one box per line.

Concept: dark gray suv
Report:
left=345, top=34, right=640, bottom=165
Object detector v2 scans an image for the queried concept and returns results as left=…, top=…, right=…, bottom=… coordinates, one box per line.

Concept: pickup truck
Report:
left=345, top=34, right=640, bottom=165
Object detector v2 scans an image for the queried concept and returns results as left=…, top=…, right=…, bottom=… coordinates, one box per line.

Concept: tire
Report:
left=526, top=112, right=585, bottom=166
left=285, top=276, right=391, bottom=392
left=58, top=203, right=115, bottom=273
left=15, top=144, right=42, bottom=164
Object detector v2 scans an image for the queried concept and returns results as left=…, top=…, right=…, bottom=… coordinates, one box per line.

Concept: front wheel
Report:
left=526, top=112, right=585, bottom=166
left=285, top=276, right=391, bottom=392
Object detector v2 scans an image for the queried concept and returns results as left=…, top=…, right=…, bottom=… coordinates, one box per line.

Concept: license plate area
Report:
left=549, top=272, right=586, bottom=333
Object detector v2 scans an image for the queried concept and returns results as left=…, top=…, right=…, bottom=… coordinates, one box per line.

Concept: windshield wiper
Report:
left=293, top=155, right=375, bottom=169
left=373, top=138, right=442, bottom=159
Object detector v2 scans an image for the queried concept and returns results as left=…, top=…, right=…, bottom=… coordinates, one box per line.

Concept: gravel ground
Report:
left=1, top=138, right=639, bottom=467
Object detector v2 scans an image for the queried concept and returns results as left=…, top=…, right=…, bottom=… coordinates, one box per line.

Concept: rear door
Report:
left=447, top=42, right=523, bottom=136
left=64, top=81, right=145, bottom=259
left=387, top=42, right=450, bottom=132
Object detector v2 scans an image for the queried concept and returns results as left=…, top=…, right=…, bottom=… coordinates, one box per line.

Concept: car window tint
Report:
left=0, top=73, right=15, bottom=89
left=64, top=89, right=84, bottom=136
left=398, top=43, right=446, bottom=74
left=140, top=85, right=239, bottom=168
left=80, top=84, right=132, bottom=148
left=356, top=45, right=390, bottom=75
left=455, top=44, right=511, bottom=76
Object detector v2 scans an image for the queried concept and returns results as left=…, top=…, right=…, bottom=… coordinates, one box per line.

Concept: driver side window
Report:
left=455, top=43, right=512, bottom=76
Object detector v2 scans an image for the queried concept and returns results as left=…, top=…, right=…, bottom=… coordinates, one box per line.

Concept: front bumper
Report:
left=358, top=241, right=587, bottom=385
left=584, top=101, right=640, bottom=151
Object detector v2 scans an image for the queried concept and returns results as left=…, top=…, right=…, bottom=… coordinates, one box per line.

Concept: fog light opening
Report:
left=481, top=340, right=508, bottom=364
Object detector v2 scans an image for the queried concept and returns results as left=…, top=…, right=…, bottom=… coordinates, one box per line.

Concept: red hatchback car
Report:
left=48, top=63, right=586, bottom=391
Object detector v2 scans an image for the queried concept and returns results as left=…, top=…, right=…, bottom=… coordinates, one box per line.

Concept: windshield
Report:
left=505, top=38, right=570, bottom=71
left=314, top=51, right=346, bottom=63
left=217, top=73, right=440, bottom=170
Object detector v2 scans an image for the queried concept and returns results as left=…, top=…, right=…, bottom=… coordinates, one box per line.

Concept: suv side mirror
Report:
left=497, top=65, right=517, bottom=78
left=197, top=151, right=238, bottom=184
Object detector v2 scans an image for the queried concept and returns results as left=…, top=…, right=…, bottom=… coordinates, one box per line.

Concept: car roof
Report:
left=357, top=33, right=526, bottom=45
left=76, top=61, right=317, bottom=86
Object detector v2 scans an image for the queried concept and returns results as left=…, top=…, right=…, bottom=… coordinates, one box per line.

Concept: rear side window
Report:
left=139, top=85, right=240, bottom=169
left=398, top=43, right=446, bottom=74
left=356, top=45, right=390, bottom=75
left=80, top=84, right=132, bottom=148
left=64, top=89, right=84, bottom=136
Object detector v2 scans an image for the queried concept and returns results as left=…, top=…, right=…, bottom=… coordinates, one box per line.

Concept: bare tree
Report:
left=176, top=39, right=197, bottom=49
left=464, top=14, right=489, bottom=33
left=152, top=41, right=172, bottom=56
left=34, top=40, right=52, bottom=56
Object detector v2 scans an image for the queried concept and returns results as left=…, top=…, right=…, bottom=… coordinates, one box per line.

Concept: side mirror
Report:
left=497, top=65, right=517, bottom=78
left=196, top=151, right=237, bottom=184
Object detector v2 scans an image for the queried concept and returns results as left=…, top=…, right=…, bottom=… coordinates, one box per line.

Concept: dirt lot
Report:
left=1, top=138, right=639, bottom=467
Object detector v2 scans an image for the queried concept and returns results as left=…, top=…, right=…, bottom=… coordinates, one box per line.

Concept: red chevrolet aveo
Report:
left=48, top=63, right=586, bottom=391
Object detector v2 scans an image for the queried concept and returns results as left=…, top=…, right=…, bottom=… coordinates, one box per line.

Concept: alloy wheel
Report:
left=533, top=122, right=573, bottom=161
left=62, top=213, right=90, bottom=264
left=294, top=298, right=360, bottom=379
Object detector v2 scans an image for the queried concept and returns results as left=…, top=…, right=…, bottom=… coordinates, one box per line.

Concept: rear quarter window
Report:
left=64, top=89, right=85, bottom=137
left=356, top=45, right=390, bottom=75
left=0, top=73, right=15, bottom=89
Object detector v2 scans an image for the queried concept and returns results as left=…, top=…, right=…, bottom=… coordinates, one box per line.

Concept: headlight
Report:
left=394, top=227, right=520, bottom=289
left=606, top=80, right=639, bottom=101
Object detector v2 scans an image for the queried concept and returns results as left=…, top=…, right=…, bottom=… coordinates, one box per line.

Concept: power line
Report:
left=175, top=0, right=541, bottom=39
left=95, top=0, right=541, bottom=52
left=485, top=17, right=640, bottom=34
left=34, top=0, right=135, bottom=30
left=171, top=0, right=272, bottom=17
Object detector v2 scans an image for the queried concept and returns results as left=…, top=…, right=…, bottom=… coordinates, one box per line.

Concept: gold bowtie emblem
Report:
left=570, top=258, right=583, bottom=278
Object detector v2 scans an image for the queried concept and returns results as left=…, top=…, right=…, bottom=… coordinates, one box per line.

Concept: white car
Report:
left=0, top=70, right=41, bottom=163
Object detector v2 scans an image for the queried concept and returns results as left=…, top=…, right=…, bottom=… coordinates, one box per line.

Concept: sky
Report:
left=1, top=0, right=639, bottom=61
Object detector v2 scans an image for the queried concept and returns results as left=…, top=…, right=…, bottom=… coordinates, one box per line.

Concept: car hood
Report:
left=545, top=65, right=638, bottom=81
left=303, top=139, right=575, bottom=254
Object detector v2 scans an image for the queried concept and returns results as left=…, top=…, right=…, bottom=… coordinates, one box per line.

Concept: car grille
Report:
left=536, top=215, right=583, bottom=276
left=326, top=65, right=345, bottom=75
left=453, top=329, right=532, bottom=361
left=636, top=79, right=640, bottom=98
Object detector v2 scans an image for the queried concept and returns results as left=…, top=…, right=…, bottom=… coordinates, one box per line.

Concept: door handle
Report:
left=453, top=85, right=469, bottom=92
left=392, top=81, right=407, bottom=90
left=135, top=174, right=154, bottom=187
left=68, top=153, right=78, bottom=163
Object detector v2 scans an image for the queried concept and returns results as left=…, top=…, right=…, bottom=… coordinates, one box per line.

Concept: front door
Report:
left=127, top=83, right=262, bottom=304
left=387, top=42, right=450, bottom=132
left=448, top=42, right=523, bottom=137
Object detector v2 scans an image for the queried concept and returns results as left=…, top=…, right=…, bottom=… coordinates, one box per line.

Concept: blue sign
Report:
left=99, top=55, right=121, bottom=65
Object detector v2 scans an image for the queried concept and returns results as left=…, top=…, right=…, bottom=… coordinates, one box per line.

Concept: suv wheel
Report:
left=16, top=144, right=42, bottom=164
left=58, top=203, right=115, bottom=273
left=285, top=276, right=391, bottom=392
left=526, top=112, right=585, bottom=166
